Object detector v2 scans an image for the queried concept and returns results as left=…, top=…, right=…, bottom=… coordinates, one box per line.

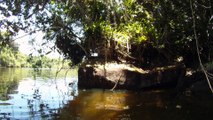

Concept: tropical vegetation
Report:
left=0, top=43, right=71, bottom=68
left=0, top=0, right=212, bottom=68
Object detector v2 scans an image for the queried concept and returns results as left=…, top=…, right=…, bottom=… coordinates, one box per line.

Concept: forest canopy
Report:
left=0, top=0, right=213, bottom=67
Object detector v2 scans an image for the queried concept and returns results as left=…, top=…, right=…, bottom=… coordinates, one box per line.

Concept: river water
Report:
left=0, top=68, right=212, bottom=120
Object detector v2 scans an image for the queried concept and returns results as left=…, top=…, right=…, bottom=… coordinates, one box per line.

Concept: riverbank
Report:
left=78, top=62, right=186, bottom=90
left=78, top=61, right=213, bottom=94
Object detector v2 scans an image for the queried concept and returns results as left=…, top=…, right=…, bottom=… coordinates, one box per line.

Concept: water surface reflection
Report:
left=57, top=89, right=213, bottom=120
left=0, top=68, right=77, bottom=119
left=0, top=68, right=213, bottom=120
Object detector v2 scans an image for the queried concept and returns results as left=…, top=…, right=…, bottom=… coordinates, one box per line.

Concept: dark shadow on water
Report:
left=55, top=88, right=213, bottom=120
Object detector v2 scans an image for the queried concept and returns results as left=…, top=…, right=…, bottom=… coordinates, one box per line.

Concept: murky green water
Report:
left=0, top=68, right=213, bottom=120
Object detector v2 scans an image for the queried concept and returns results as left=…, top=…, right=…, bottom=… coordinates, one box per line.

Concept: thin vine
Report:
left=190, top=0, right=213, bottom=93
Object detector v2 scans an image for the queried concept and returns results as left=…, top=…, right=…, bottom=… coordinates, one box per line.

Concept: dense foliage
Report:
left=1, top=0, right=213, bottom=68
left=0, top=45, right=27, bottom=67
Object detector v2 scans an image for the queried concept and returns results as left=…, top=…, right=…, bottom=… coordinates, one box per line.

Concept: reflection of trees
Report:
left=0, top=68, right=78, bottom=119
left=24, top=79, right=78, bottom=119
left=0, top=68, right=77, bottom=101
left=0, top=68, right=21, bottom=100
left=0, top=68, right=33, bottom=100
left=30, top=68, right=77, bottom=80
left=0, top=80, right=18, bottom=100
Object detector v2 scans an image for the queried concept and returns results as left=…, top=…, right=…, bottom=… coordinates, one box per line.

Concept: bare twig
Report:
left=207, top=72, right=213, bottom=78
left=110, top=73, right=123, bottom=91
left=11, top=29, right=41, bottom=41
left=195, top=1, right=211, bottom=9
left=54, top=58, right=65, bottom=80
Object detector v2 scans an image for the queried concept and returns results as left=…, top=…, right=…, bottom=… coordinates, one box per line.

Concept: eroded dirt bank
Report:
left=78, top=63, right=186, bottom=90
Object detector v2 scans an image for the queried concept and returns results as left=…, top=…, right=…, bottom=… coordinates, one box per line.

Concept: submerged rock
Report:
left=78, top=63, right=185, bottom=90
